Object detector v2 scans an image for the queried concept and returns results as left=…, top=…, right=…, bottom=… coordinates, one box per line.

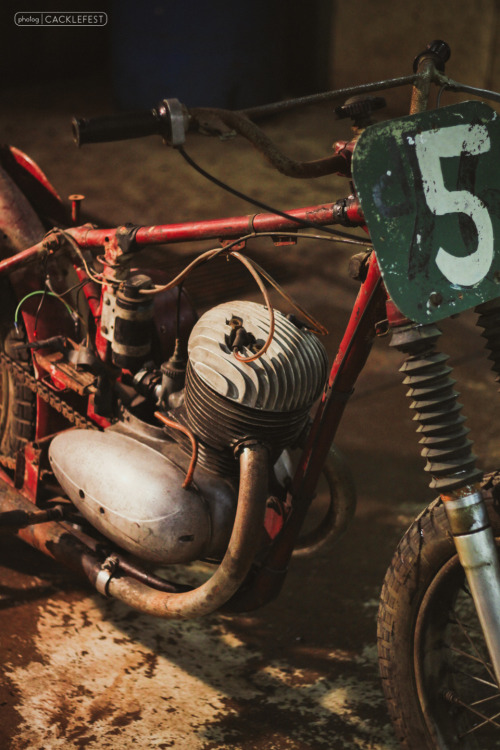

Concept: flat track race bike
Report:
left=2, top=39, right=500, bottom=749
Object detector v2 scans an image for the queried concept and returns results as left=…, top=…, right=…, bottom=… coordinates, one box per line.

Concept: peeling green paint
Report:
left=353, top=101, right=500, bottom=323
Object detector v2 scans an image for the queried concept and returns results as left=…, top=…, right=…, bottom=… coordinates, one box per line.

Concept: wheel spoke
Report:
left=452, top=610, right=497, bottom=684
left=454, top=667, right=498, bottom=691
left=444, top=690, right=500, bottom=736
left=459, top=709, right=500, bottom=737
left=471, top=692, right=500, bottom=708
left=450, top=644, right=493, bottom=670
left=380, top=488, right=500, bottom=748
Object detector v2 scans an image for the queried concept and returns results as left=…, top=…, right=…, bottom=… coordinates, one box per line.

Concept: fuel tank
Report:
left=48, top=429, right=234, bottom=564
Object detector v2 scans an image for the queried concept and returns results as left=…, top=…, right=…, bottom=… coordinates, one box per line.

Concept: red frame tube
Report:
left=0, top=238, right=48, bottom=275
left=295, top=254, right=385, bottom=497
left=68, top=202, right=341, bottom=247
left=0, top=202, right=345, bottom=278
left=228, top=254, right=387, bottom=610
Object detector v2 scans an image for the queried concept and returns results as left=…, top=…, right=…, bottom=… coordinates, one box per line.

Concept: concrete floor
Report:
left=1, top=80, right=500, bottom=750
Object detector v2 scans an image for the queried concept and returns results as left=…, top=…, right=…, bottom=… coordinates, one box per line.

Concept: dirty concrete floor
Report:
left=1, top=80, right=500, bottom=750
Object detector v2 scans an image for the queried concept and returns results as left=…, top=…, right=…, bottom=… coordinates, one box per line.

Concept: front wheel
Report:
left=378, top=473, right=500, bottom=749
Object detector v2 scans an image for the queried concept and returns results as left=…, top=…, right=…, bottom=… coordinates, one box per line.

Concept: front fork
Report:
left=442, top=484, right=500, bottom=682
left=390, top=304, right=500, bottom=684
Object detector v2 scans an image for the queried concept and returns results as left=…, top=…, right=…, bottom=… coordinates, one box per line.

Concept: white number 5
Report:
left=415, top=124, right=493, bottom=286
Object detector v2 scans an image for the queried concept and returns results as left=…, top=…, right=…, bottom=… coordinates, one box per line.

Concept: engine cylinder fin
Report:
left=175, top=300, right=328, bottom=475
left=185, top=363, right=309, bottom=454
left=187, top=300, right=328, bottom=412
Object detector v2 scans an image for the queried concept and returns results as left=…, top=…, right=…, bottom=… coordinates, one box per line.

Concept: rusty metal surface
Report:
left=105, top=443, right=269, bottom=618
left=2, top=79, right=500, bottom=750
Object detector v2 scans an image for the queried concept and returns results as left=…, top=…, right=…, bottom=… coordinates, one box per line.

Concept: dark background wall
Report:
left=0, top=0, right=333, bottom=108
left=1, top=1, right=499, bottom=112
left=330, top=0, right=500, bottom=114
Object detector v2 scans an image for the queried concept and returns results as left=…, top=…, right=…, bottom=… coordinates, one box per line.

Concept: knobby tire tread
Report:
left=0, top=285, right=36, bottom=457
left=377, top=473, right=500, bottom=750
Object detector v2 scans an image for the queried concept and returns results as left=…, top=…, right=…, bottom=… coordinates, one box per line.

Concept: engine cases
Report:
left=48, top=429, right=237, bottom=565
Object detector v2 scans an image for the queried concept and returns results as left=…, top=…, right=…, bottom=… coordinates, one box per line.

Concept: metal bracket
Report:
left=115, top=223, right=141, bottom=255
left=95, top=554, right=120, bottom=596
left=158, top=98, right=188, bottom=147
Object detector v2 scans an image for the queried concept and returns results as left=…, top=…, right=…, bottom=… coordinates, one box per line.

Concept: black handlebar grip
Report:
left=72, top=99, right=189, bottom=147
left=72, top=109, right=165, bottom=146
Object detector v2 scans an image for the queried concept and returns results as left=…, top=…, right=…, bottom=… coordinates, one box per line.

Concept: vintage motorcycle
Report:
left=1, top=40, right=500, bottom=749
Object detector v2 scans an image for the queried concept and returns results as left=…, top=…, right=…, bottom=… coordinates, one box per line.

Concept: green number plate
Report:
left=352, top=101, right=500, bottom=323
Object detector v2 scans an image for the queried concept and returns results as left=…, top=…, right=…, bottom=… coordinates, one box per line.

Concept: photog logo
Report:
left=15, top=12, right=108, bottom=26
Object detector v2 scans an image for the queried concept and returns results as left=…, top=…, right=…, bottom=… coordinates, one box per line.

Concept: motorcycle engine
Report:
left=177, top=300, right=328, bottom=473
left=49, top=299, right=328, bottom=565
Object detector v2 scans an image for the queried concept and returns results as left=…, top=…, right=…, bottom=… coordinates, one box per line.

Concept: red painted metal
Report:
left=3, top=146, right=68, bottom=225
left=73, top=267, right=101, bottom=318
left=345, top=198, right=366, bottom=226
left=0, top=238, right=55, bottom=276
left=386, top=298, right=412, bottom=328
left=68, top=202, right=351, bottom=248
left=69, top=194, right=85, bottom=225
left=332, top=139, right=356, bottom=176
left=0, top=200, right=359, bottom=278
left=311, top=255, right=384, bottom=441
left=290, top=255, right=385, bottom=508
left=86, top=396, right=111, bottom=429
left=297, top=254, right=386, bottom=506
left=19, top=295, right=79, bottom=446
left=21, top=442, right=43, bottom=502
left=9, top=147, right=62, bottom=201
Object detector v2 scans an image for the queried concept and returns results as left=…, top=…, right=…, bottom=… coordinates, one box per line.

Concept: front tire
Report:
left=378, top=473, right=500, bottom=749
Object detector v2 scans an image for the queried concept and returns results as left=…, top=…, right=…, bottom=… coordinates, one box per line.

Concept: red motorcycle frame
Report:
left=0, top=144, right=377, bottom=600
left=4, top=39, right=500, bottom=748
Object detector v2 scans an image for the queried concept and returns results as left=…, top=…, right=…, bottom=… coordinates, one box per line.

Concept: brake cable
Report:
left=177, top=146, right=370, bottom=243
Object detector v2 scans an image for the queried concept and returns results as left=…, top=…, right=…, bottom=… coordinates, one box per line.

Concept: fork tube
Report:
left=442, top=486, right=500, bottom=685
left=406, top=46, right=500, bottom=686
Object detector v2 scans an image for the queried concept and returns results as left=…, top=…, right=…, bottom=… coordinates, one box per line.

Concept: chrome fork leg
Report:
left=443, top=485, right=500, bottom=685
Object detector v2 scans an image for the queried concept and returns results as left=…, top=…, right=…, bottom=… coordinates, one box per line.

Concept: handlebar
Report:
left=72, top=41, right=451, bottom=150
left=73, top=98, right=354, bottom=178
left=71, top=41, right=500, bottom=181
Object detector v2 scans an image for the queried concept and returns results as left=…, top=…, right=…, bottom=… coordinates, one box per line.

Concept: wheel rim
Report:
left=414, top=548, right=500, bottom=748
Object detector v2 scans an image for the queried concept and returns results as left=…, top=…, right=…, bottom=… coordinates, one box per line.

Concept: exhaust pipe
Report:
left=0, top=441, right=269, bottom=619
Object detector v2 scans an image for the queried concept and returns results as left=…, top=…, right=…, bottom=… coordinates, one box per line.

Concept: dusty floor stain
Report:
left=4, top=590, right=398, bottom=750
